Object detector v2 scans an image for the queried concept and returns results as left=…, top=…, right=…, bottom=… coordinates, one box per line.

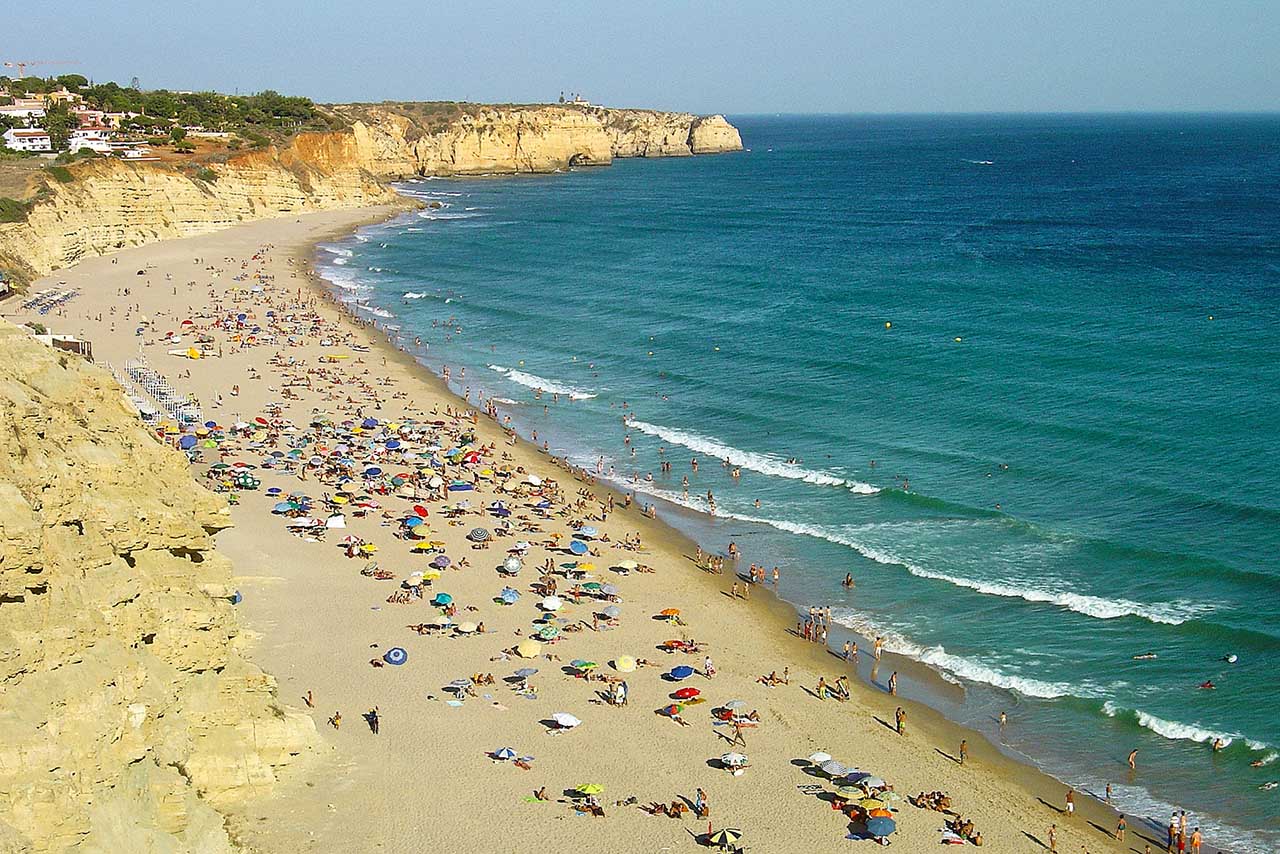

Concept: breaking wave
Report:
left=487, top=365, right=597, bottom=400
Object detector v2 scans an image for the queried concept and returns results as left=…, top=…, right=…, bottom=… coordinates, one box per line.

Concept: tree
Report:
left=56, top=74, right=89, bottom=90
left=43, top=101, right=77, bottom=151
left=169, top=125, right=187, bottom=144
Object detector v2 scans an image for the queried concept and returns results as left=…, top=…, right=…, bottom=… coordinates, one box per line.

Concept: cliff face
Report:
left=0, top=104, right=741, bottom=282
left=0, top=324, right=318, bottom=853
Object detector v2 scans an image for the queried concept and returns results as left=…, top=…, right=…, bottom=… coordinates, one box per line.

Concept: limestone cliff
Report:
left=0, top=323, right=318, bottom=853
left=0, top=104, right=741, bottom=283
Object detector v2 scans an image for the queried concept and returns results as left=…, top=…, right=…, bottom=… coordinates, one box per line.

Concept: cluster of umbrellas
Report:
left=807, top=753, right=897, bottom=839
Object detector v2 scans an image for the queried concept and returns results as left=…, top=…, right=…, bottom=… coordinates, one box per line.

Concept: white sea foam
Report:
left=318, top=245, right=353, bottom=257
left=706, top=513, right=1202, bottom=626
left=403, top=292, right=428, bottom=299
left=487, top=365, right=597, bottom=400
left=1101, top=702, right=1270, bottom=752
left=331, top=257, right=348, bottom=266
left=625, top=419, right=878, bottom=493
left=354, top=304, right=395, bottom=320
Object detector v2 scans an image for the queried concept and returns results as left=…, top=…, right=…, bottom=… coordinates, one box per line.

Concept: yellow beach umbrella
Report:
left=515, top=639, right=543, bottom=659
left=614, top=655, right=637, bottom=673
left=360, top=544, right=378, bottom=554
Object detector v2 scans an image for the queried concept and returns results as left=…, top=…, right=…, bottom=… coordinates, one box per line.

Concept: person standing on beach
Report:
left=888, top=671, right=898, bottom=695
left=1065, top=788, right=1075, bottom=817
left=958, top=739, right=968, bottom=765
left=843, top=640, right=852, bottom=660
left=895, top=706, right=906, bottom=735
left=1105, top=782, right=1113, bottom=803
left=1116, top=815, right=1126, bottom=841
left=1047, top=823, right=1057, bottom=852
left=367, top=706, right=380, bottom=735
left=874, top=636, right=885, bottom=660
left=1190, top=827, right=1201, bottom=854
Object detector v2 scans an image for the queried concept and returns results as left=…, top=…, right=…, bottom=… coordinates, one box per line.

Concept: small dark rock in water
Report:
left=428, top=201, right=444, bottom=209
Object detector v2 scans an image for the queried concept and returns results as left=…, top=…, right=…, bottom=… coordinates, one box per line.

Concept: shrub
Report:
left=46, top=165, right=74, bottom=183
left=0, top=197, right=28, bottom=223
left=194, top=167, right=218, bottom=183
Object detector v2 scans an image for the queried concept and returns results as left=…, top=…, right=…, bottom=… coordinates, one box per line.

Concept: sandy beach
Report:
left=6, top=208, right=1202, bottom=854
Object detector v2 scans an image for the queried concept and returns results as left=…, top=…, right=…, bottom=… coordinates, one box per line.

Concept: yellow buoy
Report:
left=1208, top=315, right=1214, bottom=321
left=885, top=322, right=892, bottom=329
left=954, top=337, right=963, bottom=343
left=714, top=346, right=720, bottom=351
left=648, top=351, right=654, bottom=356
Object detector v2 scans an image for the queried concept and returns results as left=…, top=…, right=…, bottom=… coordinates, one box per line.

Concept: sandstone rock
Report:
left=0, top=324, right=318, bottom=853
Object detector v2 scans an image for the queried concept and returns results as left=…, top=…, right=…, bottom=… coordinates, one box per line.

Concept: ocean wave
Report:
left=714, top=513, right=1202, bottom=626
left=487, top=365, right=597, bottom=400
left=625, top=419, right=878, bottom=493
left=824, top=609, right=1084, bottom=699
left=1102, top=702, right=1270, bottom=751
left=318, top=245, right=353, bottom=257
left=354, top=303, right=395, bottom=320
left=331, top=257, right=348, bottom=266
left=403, top=292, right=427, bottom=299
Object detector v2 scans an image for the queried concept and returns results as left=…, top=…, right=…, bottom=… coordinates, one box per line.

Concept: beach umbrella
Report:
left=404, top=516, right=424, bottom=528
left=501, top=556, right=523, bottom=574
left=430, top=555, right=451, bottom=569
left=383, top=647, right=408, bottom=666
left=575, top=783, right=603, bottom=796
left=614, top=559, right=639, bottom=571
left=406, top=572, right=425, bottom=587
left=614, top=655, right=637, bottom=673
left=867, top=808, right=894, bottom=819
left=865, top=817, right=896, bottom=838
left=861, top=776, right=887, bottom=790
left=720, top=752, right=748, bottom=767
left=536, top=625, right=560, bottom=640
left=499, top=587, right=520, bottom=604
left=570, top=659, right=597, bottom=671
left=468, top=528, right=491, bottom=542
left=723, top=699, right=747, bottom=710
left=659, top=608, right=681, bottom=618
left=432, top=593, right=453, bottom=606
left=179, top=435, right=198, bottom=450
left=526, top=474, right=543, bottom=486
left=581, top=582, right=603, bottom=591
left=513, top=668, right=538, bottom=678
left=455, top=622, right=478, bottom=633
left=821, top=760, right=847, bottom=777
left=361, top=417, right=379, bottom=429
left=836, top=784, right=863, bottom=796
left=551, top=712, right=581, bottom=729
left=601, top=584, right=619, bottom=596
left=516, top=639, right=543, bottom=659
left=858, top=798, right=887, bottom=811
left=568, top=540, right=589, bottom=556
left=578, top=526, right=598, bottom=539
left=540, top=596, right=563, bottom=612
left=428, top=475, right=444, bottom=488
left=493, top=747, right=516, bottom=760
left=663, top=704, right=685, bottom=716
left=808, top=751, right=833, bottom=765
left=673, top=687, right=700, bottom=700
left=707, top=828, right=743, bottom=848
left=600, top=605, right=621, bottom=619
left=669, top=665, right=695, bottom=680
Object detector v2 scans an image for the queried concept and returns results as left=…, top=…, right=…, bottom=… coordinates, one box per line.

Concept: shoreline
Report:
left=7, top=206, right=1221, bottom=854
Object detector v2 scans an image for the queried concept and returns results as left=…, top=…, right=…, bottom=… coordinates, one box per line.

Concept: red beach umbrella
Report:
left=673, top=687, right=700, bottom=700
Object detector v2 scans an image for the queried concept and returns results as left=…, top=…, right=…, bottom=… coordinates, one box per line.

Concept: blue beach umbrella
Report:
left=569, top=540, right=589, bottom=556
left=404, top=516, right=424, bottom=528
left=364, top=466, right=382, bottom=477
left=361, top=417, right=379, bottom=429
left=272, top=502, right=294, bottom=513
left=499, top=587, right=521, bottom=604
left=386, top=439, right=401, bottom=450
left=493, top=747, right=517, bottom=760
left=669, top=665, right=695, bottom=680
left=578, top=526, right=599, bottom=539
left=266, top=487, right=282, bottom=495
left=179, top=435, right=198, bottom=450
left=383, top=647, right=408, bottom=666
left=866, top=817, right=896, bottom=838
left=433, top=593, right=453, bottom=606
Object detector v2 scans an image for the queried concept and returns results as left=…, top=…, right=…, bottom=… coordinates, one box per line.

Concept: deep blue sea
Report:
left=318, top=115, right=1280, bottom=851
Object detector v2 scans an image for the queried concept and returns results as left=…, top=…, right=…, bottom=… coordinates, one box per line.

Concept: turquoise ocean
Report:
left=317, top=115, right=1280, bottom=850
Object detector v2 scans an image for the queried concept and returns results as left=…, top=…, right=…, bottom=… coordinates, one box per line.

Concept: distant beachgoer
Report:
left=367, top=707, right=380, bottom=735
left=1190, top=828, right=1201, bottom=854
left=1065, top=788, right=1075, bottom=817
left=1128, top=748, right=1138, bottom=770
left=1047, top=823, right=1056, bottom=852
left=895, top=706, right=906, bottom=735
left=888, top=671, right=897, bottom=696
left=1117, top=815, right=1127, bottom=841
left=959, top=739, right=968, bottom=765
left=999, top=710, right=1007, bottom=729
left=1105, top=782, right=1113, bottom=803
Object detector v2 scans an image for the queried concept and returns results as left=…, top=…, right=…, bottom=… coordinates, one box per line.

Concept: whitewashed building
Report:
left=2, top=127, right=52, bottom=152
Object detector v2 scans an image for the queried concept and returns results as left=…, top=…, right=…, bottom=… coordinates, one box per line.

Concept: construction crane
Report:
left=3, top=60, right=79, bottom=79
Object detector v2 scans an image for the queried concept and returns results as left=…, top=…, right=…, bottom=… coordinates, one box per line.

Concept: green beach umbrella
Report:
left=576, top=783, right=604, bottom=796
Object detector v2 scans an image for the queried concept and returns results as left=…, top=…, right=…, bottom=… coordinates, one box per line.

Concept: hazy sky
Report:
left=8, top=0, right=1278, bottom=114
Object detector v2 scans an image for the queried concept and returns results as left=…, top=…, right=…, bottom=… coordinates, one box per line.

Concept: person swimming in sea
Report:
left=1132, top=652, right=1158, bottom=660
left=841, top=573, right=855, bottom=588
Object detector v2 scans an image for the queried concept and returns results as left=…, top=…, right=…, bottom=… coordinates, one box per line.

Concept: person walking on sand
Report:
left=888, top=671, right=898, bottom=695
left=958, top=739, right=968, bottom=766
left=1190, top=827, right=1201, bottom=854
left=1065, top=788, right=1075, bottom=817
left=1116, top=814, right=1126, bottom=841
left=695, top=787, right=708, bottom=819
left=1047, top=823, right=1056, bottom=852
left=730, top=721, right=747, bottom=748
left=367, top=706, right=380, bottom=735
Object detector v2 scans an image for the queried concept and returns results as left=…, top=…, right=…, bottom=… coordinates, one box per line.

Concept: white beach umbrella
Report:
left=721, top=752, right=748, bottom=767
left=821, top=760, right=847, bottom=777
left=551, top=712, right=581, bottom=729
left=540, top=596, right=563, bottom=612
left=808, top=751, right=833, bottom=765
